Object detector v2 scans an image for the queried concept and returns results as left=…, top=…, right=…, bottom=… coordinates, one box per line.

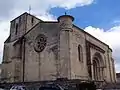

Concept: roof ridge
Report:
left=10, top=12, right=43, bottom=22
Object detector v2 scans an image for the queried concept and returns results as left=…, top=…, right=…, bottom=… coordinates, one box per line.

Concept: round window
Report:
left=34, top=34, right=47, bottom=52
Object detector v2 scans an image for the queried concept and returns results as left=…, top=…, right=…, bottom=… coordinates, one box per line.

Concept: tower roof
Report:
left=57, top=15, right=74, bottom=22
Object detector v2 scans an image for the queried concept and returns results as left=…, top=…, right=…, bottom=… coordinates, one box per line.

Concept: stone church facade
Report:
left=1, top=12, right=116, bottom=84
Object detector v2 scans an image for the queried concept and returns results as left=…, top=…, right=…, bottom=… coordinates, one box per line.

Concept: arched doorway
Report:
left=92, top=52, right=104, bottom=81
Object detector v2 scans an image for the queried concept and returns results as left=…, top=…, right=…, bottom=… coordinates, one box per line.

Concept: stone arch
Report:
left=92, top=52, right=104, bottom=81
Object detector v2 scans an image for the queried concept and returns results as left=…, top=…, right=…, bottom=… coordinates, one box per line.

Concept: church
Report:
left=1, top=12, right=116, bottom=85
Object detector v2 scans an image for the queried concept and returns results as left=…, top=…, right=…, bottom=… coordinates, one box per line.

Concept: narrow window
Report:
left=15, top=23, right=18, bottom=35
left=13, top=21, right=15, bottom=27
left=31, top=17, right=34, bottom=24
left=19, top=16, right=21, bottom=25
left=78, top=45, right=83, bottom=62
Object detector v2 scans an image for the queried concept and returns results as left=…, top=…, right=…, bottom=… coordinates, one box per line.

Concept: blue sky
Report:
left=0, top=0, right=120, bottom=72
left=49, top=0, right=120, bottom=29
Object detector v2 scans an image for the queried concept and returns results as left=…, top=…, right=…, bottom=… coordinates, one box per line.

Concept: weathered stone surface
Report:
left=1, top=13, right=116, bottom=84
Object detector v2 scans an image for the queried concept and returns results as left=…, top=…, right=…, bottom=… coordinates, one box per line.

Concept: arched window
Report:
left=31, top=17, right=34, bottom=24
left=78, top=45, right=83, bottom=62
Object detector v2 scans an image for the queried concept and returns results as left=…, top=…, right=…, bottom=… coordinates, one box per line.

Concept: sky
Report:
left=0, top=0, right=120, bottom=72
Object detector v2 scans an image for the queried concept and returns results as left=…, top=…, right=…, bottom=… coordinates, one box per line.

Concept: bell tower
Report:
left=58, top=14, right=74, bottom=31
left=58, top=15, right=74, bottom=79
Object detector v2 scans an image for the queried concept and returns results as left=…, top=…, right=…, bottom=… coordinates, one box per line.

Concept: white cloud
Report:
left=36, top=13, right=57, bottom=21
left=84, top=26, right=120, bottom=72
left=11, top=0, right=94, bottom=20
left=14, top=0, right=94, bottom=11
left=0, top=0, right=94, bottom=19
left=0, top=21, right=10, bottom=61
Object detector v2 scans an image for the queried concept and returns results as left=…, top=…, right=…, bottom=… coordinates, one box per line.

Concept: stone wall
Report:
left=70, top=26, right=116, bottom=83
left=24, top=22, right=59, bottom=81
left=1, top=13, right=116, bottom=84
left=10, top=13, right=40, bottom=41
left=70, top=27, right=88, bottom=80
